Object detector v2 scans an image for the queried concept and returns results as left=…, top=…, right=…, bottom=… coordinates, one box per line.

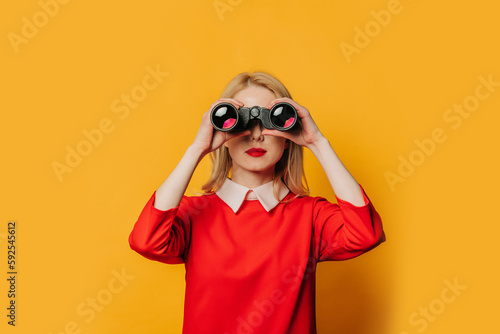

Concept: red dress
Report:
left=129, top=184, right=385, bottom=333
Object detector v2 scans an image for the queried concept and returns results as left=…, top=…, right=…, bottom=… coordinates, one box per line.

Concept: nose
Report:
left=248, top=120, right=263, bottom=141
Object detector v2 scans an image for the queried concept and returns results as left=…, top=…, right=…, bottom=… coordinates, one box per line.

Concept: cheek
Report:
left=268, top=140, right=288, bottom=158
left=271, top=138, right=288, bottom=150
left=224, top=137, right=242, bottom=151
left=226, top=143, right=247, bottom=160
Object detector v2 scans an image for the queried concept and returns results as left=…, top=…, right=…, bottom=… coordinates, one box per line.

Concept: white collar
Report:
left=215, top=178, right=290, bottom=213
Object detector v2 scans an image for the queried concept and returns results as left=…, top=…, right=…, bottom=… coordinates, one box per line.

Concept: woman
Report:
left=129, top=72, right=385, bottom=333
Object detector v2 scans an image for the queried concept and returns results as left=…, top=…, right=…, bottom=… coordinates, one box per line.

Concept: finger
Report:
left=217, top=98, right=244, bottom=107
left=261, top=128, right=293, bottom=140
left=266, top=98, right=310, bottom=120
left=200, top=110, right=211, bottom=126
left=214, top=129, right=249, bottom=143
left=228, top=129, right=251, bottom=139
left=228, top=98, right=244, bottom=107
left=209, top=99, right=241, bottom=112
left=265, top=97, right=295, bottom=109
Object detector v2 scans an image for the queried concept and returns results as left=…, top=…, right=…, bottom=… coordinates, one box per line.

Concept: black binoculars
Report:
left=210, top=102, right=299, bottom=132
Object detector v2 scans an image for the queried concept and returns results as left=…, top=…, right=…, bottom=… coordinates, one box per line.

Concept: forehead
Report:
left=233, top=85, right=276, bottom=107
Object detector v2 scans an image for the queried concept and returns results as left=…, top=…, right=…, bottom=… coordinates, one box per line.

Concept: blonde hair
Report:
left=201, top=72, right=310, bottom=202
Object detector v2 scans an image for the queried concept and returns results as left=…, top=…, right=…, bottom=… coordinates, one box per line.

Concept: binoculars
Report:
left=210, top=102, right=299, bottom=132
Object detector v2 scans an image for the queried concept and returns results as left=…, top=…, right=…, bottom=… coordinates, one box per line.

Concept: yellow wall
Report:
left=1, top=0, right=499, bottom=333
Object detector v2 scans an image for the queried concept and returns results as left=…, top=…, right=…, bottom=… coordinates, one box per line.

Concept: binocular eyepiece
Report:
left=210, top=102, right=299, bottom=132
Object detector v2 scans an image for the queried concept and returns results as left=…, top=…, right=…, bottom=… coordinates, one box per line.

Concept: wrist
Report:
left=307, top=135, right=329, bottom=154
left=187, top=144, right=208, bottom=162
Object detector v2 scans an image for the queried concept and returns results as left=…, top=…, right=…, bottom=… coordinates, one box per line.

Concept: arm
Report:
left=153, top=98, right=250, bottom=211
left=129, top=99, right=251, bottom=262
left=262, top=98, right=385, bottom=260
left=153, top=145, right=204, bottom=211
left=262, top=98, right=365, bottom=206
left=307, top=136, right=365, bottom=206
left=312, top=188, right=385, bottom=261
left=307, top=137, right=385, bottom=260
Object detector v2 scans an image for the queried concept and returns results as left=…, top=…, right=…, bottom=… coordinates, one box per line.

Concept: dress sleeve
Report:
left=312, top=184, right=386, bottom=262
left=128, top=191, right=191, bottom=264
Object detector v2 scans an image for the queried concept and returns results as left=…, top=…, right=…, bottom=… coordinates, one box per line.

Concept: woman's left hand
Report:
left=261, top=98, right=325, bottom=148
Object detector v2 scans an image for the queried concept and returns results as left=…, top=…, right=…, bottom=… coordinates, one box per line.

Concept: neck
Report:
left=230, top=166, right=274, bottom=189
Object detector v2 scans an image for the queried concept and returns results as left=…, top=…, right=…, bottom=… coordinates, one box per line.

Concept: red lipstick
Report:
left=245, top=148, right=266, bottom=157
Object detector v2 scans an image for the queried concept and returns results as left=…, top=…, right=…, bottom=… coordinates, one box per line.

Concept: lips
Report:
left=245, top=148, right=267, bottom=157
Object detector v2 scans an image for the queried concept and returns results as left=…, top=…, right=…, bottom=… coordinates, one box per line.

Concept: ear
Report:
left=284, top=139, right=290, bottom=149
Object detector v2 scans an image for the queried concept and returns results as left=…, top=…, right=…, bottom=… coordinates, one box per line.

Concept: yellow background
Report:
left=1, top=0, right=499, bottom=333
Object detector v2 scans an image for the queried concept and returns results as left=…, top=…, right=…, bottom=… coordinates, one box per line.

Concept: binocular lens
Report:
left=211, top=104, right=238, bottom=130
left=270, top=104, right=297, bottom=130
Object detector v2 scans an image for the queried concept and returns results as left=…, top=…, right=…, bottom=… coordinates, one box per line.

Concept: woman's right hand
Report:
left=191, top=98, right=251, bottom=156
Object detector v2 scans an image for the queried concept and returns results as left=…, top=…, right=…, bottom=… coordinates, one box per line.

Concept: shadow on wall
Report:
left=316, top=255, right=391, bottom=334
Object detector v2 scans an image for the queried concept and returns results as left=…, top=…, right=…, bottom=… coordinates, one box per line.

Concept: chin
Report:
left=245, top=164, right=273, bottom=172
left=231, top=153, right=281, bottom=173
left=237, top=158, right=271, bottom=171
